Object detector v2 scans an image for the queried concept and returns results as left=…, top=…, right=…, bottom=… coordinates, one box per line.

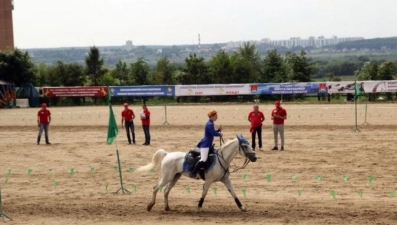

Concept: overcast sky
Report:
left=12, top=0, right=397, bottom=49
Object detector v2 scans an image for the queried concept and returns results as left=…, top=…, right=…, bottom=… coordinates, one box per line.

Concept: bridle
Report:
left=216, top=137, right=255, bottom=180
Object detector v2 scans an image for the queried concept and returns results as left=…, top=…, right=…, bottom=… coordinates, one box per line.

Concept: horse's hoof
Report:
left=165, top=206, right=171, bottom=211
left=197, top=207, right=204, bottom=212
left=240, top=206, right=247, bottom=212
left=147, top=204, right=154, bottom=211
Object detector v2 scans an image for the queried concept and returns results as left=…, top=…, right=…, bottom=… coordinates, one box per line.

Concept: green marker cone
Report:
left=291, top=174, right=297, bottom=181
left=242, top=173, right=247, bottom=181
left=389, top=191, right=395, bottom=198
left=212, top=187, right=217, bottom=196
left=131, top=184, right=136, bottom=193
left=298, top=190, right=303, bottom=196
left=28, top=169, right=33, bottom=175
left=48, top=169, right=52, bottom=173
left=105, top=183, right=109, bottom=191
left=90, top=167, right=95, bottom=174
left=242, top=188, right=247, bottom=197
left=53, top=180, right=59, bottom=188
left=159, top=186, right=163, bottom=192
left=7, top=169, right=12, bottom=176
left=4, top=178, right=9, bottom=184
left=70, top=168, right=75, bottom=175
left=185, top=187, right=191, bottom=194
left=330, top=190, right=336, bottom=199
left=316, top=175, right=322, bottom=181
left=343, top=175, right=348, bottom=182
left=266, top=174, right=272, bottom=182
left=358, top=189, right=363, bottom=198
left=128, top=167, right=134, bottom=173
left=368, top=176, right=374, bottom=184
left=149, top=168, right=154, bottom=175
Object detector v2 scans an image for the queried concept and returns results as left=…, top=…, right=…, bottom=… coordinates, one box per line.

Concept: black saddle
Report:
left=186, top=144, right=216, bottom=165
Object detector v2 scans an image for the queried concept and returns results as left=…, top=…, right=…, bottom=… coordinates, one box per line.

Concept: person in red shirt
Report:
left=37, top=103, right=51, bottom=145
left=140, top=104, right=151, bottom=145
left=121, top=103, right=136, bottom=144
left=248, top=104, right=265, bottom=151
left=271, top=101, right=287, bottom=151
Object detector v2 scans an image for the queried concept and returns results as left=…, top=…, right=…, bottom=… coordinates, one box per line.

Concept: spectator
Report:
left=140, top=104, right=151, bottom=145
left=248, top=104, right=265, bottom=151
left=37, top=103, right=51, bottom=145
left=271, top=101, right=287, bottom=151
left=121, top=103, right=136, bottom=144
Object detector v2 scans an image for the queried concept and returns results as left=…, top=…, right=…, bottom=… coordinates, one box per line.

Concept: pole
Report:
left=162, top=104, right=170, bottom=125
left=113, top=149, right=131, bottom=194
left=353, top=86, right=360, bottom=132
left=0, top=187, right=12, bottom=220
left=362, top=102, right=370, bottom=125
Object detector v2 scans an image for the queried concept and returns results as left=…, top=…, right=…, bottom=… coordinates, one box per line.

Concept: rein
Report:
left=216, top=138, right=253, bottom=177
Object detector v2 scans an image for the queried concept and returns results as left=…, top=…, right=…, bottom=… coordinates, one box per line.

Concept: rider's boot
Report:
left=190, top=161, right=205, bottom=179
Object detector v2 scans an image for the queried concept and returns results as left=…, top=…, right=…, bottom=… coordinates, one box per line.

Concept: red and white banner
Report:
left=326, top=81, right=393, bottom=94
left=175, top=84, right=251, bottom=96
left=42, top=86, right=108, bottom=97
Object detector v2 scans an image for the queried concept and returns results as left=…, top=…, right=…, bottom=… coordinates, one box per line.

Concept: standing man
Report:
left=140, top=104, right=151, bottom=145
left=271, top=101, right=287, bottom=151
left=121, top=103, right=136, bottom=144
left=37, top=103, right=51, bottom=145
left=248, top=104, right=265, bottom=151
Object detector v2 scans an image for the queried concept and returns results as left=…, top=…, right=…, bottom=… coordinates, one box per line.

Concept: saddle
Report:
left=183, top=144, right=216, bottom=180
left=186, top=144, right=216, bottom=164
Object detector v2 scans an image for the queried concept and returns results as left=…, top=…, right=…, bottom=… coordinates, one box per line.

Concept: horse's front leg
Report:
left=197, top=180, right=213, bottom=212
left=222, top=177, right=246, bottom=212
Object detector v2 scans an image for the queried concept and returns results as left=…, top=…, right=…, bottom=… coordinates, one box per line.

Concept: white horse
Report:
left=136, top=135, right=257, bottom=212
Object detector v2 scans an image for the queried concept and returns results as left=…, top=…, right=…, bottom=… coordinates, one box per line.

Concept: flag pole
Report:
left=353, top=81, right=360, bottom=132
left=0, top=187, right=12, bottom=220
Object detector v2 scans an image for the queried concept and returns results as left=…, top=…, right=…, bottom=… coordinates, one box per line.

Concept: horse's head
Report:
left=236, top=134, right=257, bottom=162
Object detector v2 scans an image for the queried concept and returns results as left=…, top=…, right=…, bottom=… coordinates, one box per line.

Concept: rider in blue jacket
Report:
left=190, top=110, right=222, bottom=178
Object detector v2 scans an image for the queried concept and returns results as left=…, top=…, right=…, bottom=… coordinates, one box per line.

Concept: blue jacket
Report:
left=197, top=119, right=221, bottom=148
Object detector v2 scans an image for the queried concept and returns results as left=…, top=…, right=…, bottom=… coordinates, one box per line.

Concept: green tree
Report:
left=35, top=63, right=49, bottom=86
left=156, top=56, right=175, bottom=84
left=285, top=50, right=316, bottom=82
left=209, top=50, right=233, bottom=84
left=238, top=42, right=261, bottom=82
left=113, top=60, right=129, bottom=85
left=0, top=49, right=36, bottom=86
left=130, top=57, right=150, bottom=85
left=178, top=54, right=209, bottom=84
left=85, top=46, right=106, bottom=86
left=261, top=49, right=287, bottom=82
left=47, top=61, right=86, bottom=86
left=378, top=61, right=396, bottom=80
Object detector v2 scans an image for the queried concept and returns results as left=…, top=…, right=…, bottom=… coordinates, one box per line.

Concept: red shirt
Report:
left=271, top=107, right=287, bottom=125
left=121, top=109, right=134, bottom=122
left=248, top=111, right=265, bottom=128
left=37, top=109, right=51, bottom=124
left=141, top=109, right=150, bottom=126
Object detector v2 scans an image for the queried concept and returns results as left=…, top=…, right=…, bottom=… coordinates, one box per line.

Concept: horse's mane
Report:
left=219, top=138, right=237, bottom=151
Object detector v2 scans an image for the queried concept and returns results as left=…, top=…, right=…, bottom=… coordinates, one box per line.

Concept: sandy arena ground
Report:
left=1, top=103, right=397, bottom=225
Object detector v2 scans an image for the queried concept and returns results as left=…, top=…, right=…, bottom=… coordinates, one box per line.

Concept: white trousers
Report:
left=199, top=147, right=209, bottom=162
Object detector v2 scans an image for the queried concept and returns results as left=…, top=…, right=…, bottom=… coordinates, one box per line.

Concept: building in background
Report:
left=0, top=0, right=14, bottom=51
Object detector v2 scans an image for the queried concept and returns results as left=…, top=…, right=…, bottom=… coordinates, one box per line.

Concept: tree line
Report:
left=1, top=43, right=396, bottom=89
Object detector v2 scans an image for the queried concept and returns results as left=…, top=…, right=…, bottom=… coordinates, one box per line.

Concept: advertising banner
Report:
left=175, top=84, right=251, bottom=96
left=326, top=81, right=390, bottom=94
left=250, top=83, right=321, bottom=95
left=109, top=86, right=175, bottom=97
left=42, top=86, right=108, bottom=97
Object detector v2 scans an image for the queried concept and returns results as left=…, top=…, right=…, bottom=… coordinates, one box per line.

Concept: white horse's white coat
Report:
left=136, top=136, right=257, bottom=212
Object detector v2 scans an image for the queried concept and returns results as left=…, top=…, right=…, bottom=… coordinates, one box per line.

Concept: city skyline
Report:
left=12, top=0, right=397, bottom=49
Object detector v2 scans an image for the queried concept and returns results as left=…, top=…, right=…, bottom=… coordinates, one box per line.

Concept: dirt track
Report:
left=1, top=103, right=397, bottom=225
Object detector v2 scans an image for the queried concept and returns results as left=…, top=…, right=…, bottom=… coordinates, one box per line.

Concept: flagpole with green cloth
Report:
left=353, top=80, right=361, bottom=132
left=107, top=87, right=130, bottom=194
left=0, top=187, right=12, bottom=220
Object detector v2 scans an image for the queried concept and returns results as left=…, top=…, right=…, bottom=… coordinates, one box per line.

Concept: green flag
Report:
left=354, top=81, right=361, bottom=99
left=107, top=89, right=118, bottom=145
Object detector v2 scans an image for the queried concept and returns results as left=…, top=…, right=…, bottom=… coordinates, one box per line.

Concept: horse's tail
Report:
left=136, top=149, right=168, bottom=172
